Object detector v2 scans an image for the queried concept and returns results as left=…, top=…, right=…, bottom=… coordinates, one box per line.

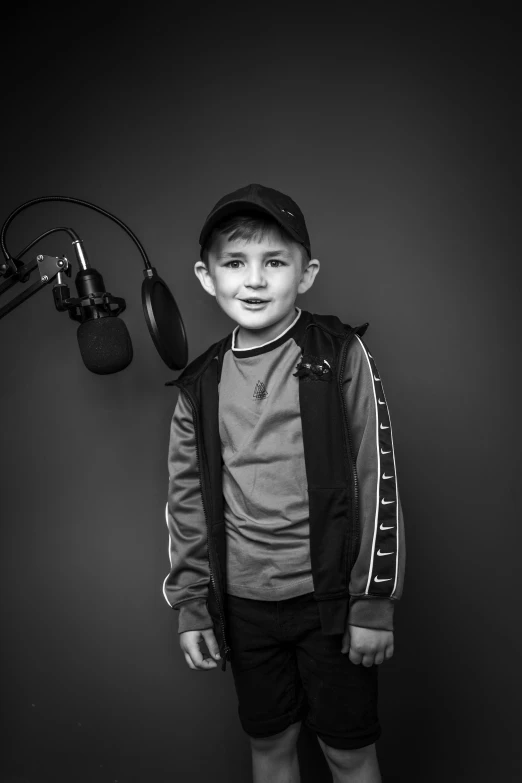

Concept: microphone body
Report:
left=74, top=267, right=133, bottom=374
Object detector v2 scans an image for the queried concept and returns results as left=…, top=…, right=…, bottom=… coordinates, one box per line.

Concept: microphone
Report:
left=72, top=240, right=133, bottom=374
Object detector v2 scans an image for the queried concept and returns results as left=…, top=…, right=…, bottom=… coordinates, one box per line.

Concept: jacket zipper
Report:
left=177, top=385, right=231, bottom=672
left=338, top=332, right=360, bottom=574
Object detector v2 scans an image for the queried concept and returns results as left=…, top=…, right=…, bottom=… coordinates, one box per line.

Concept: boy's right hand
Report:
left=179, top=628, right=221, bottom=670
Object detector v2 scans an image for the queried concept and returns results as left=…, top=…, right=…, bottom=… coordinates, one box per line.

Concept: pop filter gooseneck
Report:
left=0, top=196, right=188, bottom=371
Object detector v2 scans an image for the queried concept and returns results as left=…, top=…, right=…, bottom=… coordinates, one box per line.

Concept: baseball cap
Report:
left=199, top=183, right=311, bottom=258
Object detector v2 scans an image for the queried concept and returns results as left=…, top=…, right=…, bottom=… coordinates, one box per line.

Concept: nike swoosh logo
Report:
left=374, top=375, right=380, bottom=381
left=380, top=423, right=389, bottom=429
left=377, top=549, right=394, bottom=556
left=380, top=523, right=394, bottom=530
left=382, top=473, right=394, bottom=479
left=374, top=576, right=393, bottom=583
left=378, top=398, right=385, bottom=404
left=381, top=448, right=391, bottom=454
left=381, top=498, right=395, bottom=505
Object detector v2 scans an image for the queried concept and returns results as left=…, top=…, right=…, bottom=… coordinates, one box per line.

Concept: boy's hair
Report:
left=201, top=214, right=311, bottom=270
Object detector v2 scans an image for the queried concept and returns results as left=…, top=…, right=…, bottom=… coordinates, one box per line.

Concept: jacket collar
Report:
left=165, top=310, right=365, bottom=388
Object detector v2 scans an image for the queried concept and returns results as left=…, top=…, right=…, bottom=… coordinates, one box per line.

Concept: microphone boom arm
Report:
left=0, top=195, right=152, bottom=273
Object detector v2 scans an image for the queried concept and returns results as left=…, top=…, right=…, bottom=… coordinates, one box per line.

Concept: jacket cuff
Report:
left=177, top=599, right=213, bottom=634
left=348, top=597, right=395, bottom=631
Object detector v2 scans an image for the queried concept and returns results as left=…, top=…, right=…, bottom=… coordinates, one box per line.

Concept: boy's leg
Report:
left=317, top=738, right=381, bottom=783
left=290, top=594, right=382, bottom=781
left=250, top=721, right=302, bottom=783
left=225, top=594, right=308, bottom=782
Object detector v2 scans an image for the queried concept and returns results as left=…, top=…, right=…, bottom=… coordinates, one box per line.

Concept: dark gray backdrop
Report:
left=1, top=4, right=520, bottom=782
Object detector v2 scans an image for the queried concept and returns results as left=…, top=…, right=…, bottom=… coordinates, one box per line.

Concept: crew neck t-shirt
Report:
left=218, top=307, right=314, bottom=601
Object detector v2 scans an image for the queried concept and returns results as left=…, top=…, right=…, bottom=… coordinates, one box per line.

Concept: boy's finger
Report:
left=189, top=644, right=205, bottom=668
left=201, top=631, right=221, bottom=660
left=188, top=643, right=218, bottom=670
left=385, top=644, right=394, bottom=659
left=188, top=651, right=217, bottom=670
left=184, top=652, right=196, bottom=670
left=349, top=649, right=363, bottom=665
left=195, top=658, right=217, bottom=669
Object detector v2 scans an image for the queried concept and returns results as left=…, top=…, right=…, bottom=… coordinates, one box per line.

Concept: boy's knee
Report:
left=318, top=739, right=377, bottom=771
left=249, top=721, right=302, bottom=753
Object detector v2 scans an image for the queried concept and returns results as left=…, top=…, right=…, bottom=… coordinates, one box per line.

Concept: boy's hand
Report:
left=341, top=624, right=394, bottom=667
left=179, top=628, right=221, bottom=670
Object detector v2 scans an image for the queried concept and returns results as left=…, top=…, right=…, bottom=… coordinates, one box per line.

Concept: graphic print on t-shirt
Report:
left=253, top=380, right=269, bottom=399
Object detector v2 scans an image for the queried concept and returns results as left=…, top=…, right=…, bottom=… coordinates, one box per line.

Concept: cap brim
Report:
left=199, top=200, right=307, bottom=252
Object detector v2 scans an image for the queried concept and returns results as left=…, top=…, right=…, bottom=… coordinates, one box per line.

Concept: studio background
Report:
left=1, top=4, right=520, bottom=782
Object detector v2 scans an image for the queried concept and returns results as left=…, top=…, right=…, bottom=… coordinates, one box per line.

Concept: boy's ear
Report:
left=194, top=260, right=216, bottom=297
left=297, top=258, right=320, bottom=295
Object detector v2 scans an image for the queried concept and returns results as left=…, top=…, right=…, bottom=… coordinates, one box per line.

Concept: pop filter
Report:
left=142, top=268, right=188, bottom=371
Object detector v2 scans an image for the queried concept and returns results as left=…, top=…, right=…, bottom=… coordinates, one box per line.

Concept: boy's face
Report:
left=194, top=228, right=320, bottom=347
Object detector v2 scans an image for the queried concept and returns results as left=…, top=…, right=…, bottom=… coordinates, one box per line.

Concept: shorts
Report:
left=225, top=590, right=381, bottom=750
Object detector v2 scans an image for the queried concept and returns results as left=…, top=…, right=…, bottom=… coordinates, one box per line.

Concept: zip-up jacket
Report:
left=163, top=310, right=405, bottom=672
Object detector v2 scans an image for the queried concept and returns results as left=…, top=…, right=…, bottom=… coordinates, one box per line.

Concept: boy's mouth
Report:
left=240, top=299, right=270, bottom=309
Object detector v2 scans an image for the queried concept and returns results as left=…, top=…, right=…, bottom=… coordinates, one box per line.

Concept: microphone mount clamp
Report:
left=0, top=251, right=71, bottom=320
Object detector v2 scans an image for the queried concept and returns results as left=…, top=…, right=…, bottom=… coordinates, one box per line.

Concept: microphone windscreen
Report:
left=77, top=317, right=133, bottom=374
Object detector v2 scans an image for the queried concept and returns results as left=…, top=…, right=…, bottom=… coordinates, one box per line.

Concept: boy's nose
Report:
left=244, top=267, right=266, bottom=287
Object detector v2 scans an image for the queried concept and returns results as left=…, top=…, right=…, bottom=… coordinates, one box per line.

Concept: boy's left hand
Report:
left=341, top=624, right=394, bottom=666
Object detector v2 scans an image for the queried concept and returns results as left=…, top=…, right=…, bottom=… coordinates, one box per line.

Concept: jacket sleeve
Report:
left=342, top=333, right=406, bottom=632
left=163, top=389, right=214, bottom=634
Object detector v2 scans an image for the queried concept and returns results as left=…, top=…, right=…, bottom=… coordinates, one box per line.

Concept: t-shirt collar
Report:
left=232, top=307, right=302, bottom=358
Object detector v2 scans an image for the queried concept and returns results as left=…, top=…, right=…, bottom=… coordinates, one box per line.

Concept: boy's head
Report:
left=194, top=184, right=320, bottom=344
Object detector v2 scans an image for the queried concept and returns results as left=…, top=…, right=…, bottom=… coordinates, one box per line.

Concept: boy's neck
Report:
left=235, top=307, right=300, bottom=350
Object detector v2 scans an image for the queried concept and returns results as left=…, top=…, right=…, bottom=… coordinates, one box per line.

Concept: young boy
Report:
left=163, top=184, right=405, bottom=783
